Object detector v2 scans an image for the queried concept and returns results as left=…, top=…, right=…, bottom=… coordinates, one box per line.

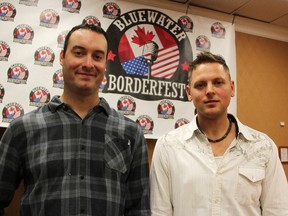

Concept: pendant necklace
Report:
left=197, top=117, right=232, bottom=143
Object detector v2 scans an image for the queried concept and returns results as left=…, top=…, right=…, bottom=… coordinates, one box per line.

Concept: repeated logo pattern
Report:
left=0, top=1, right=233, bottom=138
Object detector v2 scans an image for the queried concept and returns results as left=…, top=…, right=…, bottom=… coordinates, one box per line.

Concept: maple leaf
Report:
left=131, top=26, right=155, bottom=47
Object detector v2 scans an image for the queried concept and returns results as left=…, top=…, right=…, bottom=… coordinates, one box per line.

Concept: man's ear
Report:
left=59, top=50, right=64, bottom=66
left=186, top=85, right=192, bottom=101
left=231, top=80, right=235, bottom=97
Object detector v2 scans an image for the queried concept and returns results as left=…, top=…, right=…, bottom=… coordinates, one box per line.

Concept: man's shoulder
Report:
left=239, top=122, right=271, bottom=142
left=237, top=123, right=276, bottom=157
left=100, top=98, right=134, bottom=124
left=157, top=123, right=191, bottom=147
left=107, top=107, right=141, bottom=131
left=10, top=103, right=50, bottom=124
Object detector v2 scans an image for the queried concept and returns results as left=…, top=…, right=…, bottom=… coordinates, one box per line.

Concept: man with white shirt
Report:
left=150, top=51, right=288, bottom=216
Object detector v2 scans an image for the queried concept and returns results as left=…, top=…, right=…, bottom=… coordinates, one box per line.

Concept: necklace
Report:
left=197, top=117, right=232, bottom=143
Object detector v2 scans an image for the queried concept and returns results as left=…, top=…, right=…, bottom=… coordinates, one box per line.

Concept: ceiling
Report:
left=170, top=0, right=288, bottom=29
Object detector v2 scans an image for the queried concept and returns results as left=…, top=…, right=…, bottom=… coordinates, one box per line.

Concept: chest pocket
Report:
left=235, top=167, right=265, bottom=205
left=104, top=135, right=132, bottom=174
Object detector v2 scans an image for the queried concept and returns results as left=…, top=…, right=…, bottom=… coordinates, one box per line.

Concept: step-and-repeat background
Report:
left=0, top=0, right=236, bottom=138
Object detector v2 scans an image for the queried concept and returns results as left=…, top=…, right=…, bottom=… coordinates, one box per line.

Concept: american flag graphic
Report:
left=151, top=45, right=179, bottom=78
left=118, top=24, right=179, bottom=79
left=121, top=56, right=148, bottom=76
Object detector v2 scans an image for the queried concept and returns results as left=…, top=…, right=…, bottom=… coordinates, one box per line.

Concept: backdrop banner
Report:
left=0, top=0, right=236, bottom=139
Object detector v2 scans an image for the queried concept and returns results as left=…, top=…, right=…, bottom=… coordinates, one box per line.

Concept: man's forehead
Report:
left=68, top=30, right=107, bottom=49
left=191, top=67, right=230, bottom=80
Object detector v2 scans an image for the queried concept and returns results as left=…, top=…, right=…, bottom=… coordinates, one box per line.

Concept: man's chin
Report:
left=76, top=85, right=98, bottom=95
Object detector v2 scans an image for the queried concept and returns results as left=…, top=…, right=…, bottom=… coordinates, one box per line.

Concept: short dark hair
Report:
left=62, top=23, right=109, bottom=56
left=188, top=52, right=231, bottom=81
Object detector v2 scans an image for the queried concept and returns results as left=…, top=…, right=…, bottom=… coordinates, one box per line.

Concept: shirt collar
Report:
left=48, top=96, right=62, bottom=112
left=182, top=116, right=199, bottom=141
left=48, top=95, right=111, bottom=117
left=183, top=114, right=257, bottom=142
left=97, top=97, right=111, bottom=116
left=232, top=115, right=257, bottom=141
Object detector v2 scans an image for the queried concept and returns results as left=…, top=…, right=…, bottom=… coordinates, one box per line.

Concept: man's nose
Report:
left=206, top=83, right=215, bottom=95
left=83, top=56, right=94, bottom=70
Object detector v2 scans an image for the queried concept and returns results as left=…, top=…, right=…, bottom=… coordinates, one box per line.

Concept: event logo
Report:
left=211, top=22, right=226, bottom=38
left=157, top=99, right=175, bottom=119
left=34, top=46, right=55, bottom=66
left=0, top=41, right=10, bottom=61
left=0, top=2, right=16, bottom=21
left=2, top=102, right=24, bottom=122
left=19, top=0, right=39, bottom=7
left=40, top=9, right=60, bottom=28
left=7, top=63, right=29, bottom=84
left=105, top=9, right=193, bottom=101
left=117, top=95, right=136, bottom=115
left=195, top=35, right=210, bottom=51
left=57, top=30, right=68, bottom=48
left=103, top=2, right=121, bottom=19
left=13, top=24, right=34, bottom=44
left=82, top=16, right=101, bottom=26
left=136, top=114, right=154, bottom=134
left=178, top=15, right=193, bottom=32
left=174, top=118, right=190, bottom=129
left=53, top=69, right=64, bottom=89
left=62, top=0, right=81, bottom=13
left=29, top=86, right=51, bottom=107
left=0, top=83, right=4, bottom=103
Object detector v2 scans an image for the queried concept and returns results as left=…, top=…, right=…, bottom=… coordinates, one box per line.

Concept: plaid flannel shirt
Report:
left=0, top=96, right=150, bottom=216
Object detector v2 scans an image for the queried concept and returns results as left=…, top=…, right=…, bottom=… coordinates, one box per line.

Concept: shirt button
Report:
left=81, top=145, right=85, bottom=150
left=80, top=208, right=85, bottom=213
left=80, top=175, right=84, bottom=180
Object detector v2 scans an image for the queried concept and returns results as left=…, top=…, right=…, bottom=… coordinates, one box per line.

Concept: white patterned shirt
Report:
left=150, top=114, right=288, bottom=216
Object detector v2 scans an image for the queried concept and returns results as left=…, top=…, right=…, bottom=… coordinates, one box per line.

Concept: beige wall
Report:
left=235, top=32, right=288, bottom=177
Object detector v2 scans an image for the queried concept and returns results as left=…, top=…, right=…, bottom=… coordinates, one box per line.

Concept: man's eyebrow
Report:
left=94, top=50, right=106, bottom=55
left=71, top=45, right=106, bottom=55
left=71, top=45, right=85, bottom=51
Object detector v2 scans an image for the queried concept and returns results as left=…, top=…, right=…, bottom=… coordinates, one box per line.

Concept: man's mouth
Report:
left=77, top=71, right=97, bottom=77
left=204, top=100, right=218, bottom=104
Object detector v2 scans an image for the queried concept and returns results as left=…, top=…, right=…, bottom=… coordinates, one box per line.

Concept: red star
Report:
left=107, top=50, right=116, bottom=61
left=181, top=62, right=189, bottom=71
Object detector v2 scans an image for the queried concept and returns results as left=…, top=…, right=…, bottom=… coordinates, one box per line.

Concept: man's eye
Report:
left=93, top=54, right=104, bottom=61
left=74, top=51, right=83, bottom=56
left=214, top=80, right=224, bottom=86
left=94, top=55, right=102, bottom=60
left=195, top=83, right=205, bottom=89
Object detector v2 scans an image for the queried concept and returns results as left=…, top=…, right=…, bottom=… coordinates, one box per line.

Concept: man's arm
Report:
left=0, top=127, right=23, bottom=215
left=124, top=129, right=150, bottom=216
left=150, top=135, right=173, bottom=216
left=260, top=139, right=288, bottom=216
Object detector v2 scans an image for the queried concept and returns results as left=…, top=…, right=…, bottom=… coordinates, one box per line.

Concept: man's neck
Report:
left=60, top=92, right=100, bottom=119
left=197, top=114, right=230, bottom=138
